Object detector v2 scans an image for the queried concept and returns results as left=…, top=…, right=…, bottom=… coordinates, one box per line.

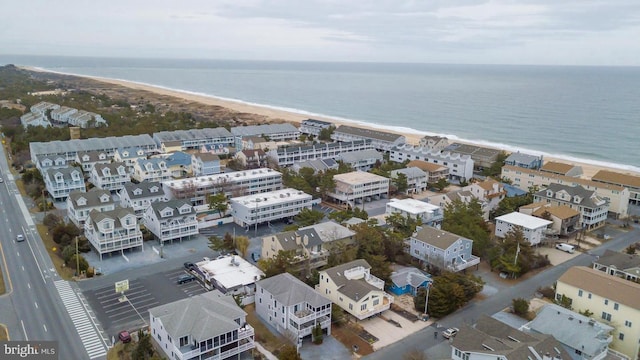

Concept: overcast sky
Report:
left=2, top=0, right=640, bottom=66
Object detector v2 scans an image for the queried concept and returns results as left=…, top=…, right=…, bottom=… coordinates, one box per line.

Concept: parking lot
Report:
left=84, top=267, right=209, bottom=338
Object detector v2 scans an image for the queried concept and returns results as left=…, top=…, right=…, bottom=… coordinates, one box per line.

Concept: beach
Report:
left=24, top=66, right=638, bottom=179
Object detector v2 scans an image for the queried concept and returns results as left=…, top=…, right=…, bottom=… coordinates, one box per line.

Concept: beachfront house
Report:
left=231, top=123, right=300, bottom=151
left=331, top=125, right=406, bottom=152
left=267, top=140, right=372, bottom=167
left=539, top=161, right=583, bottom=177
left=504, top=152, right=543, bottom=169
left=390, top=144, right=474, bottom=181
left=418, top=135, right=450, bottom=152
left=591, top=169, right=640, bottom=206
left=256, top=273, right=332, bottom=343
left=298, top=118, right=334, bottom=136
left=445, top=143, right=502, bottom=170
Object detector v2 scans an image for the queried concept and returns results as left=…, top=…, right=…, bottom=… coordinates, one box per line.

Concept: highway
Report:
left=0, top=144, right=108, bottom=360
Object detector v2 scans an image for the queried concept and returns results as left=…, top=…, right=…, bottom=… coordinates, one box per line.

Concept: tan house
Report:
left=407, top=160, right=449, bottom=184
left=234, top=149, right=268, bottom=169
left=555, top=266, right=640, bottom=360
left=519, top=203, right=580, bottom=237
left=592, top=170, right=640, bottom=206
left=316, top=259, right=393, bottom=320
left=261, top=228, right=329, bottom=270
left=539, top=161, right=583, bottom=177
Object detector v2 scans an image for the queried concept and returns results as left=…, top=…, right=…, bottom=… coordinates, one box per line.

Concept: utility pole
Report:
left=75, top=236, right=80, bottom=276
left=424, top=282, right=431, bottom=315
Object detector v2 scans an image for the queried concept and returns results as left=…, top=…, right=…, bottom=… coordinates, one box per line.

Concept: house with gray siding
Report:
left=408, top=226, right=479, bottom=272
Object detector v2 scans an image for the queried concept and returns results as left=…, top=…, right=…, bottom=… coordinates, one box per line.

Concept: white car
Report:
left=442, top=327, right=459, bottom=339
left=16, top=234, right=25, bottom=242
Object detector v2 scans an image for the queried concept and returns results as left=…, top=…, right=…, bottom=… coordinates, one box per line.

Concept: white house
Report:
left=390, top=144, right=474, bottom=181
left=390, top=167, right=428, bottom=194
left=44, top=166, right=86, bottom=201
left=113, top=147, right=148, bottom=169
left=143, top=200, right=198, bottom=244
left=196, top=255, right=265, bottom=295
left=327, top=171, right=389, bottom=208
left=336, top=149, right=383, bottom=172
left=229, top=188, right=313, bottom=227
left=298, top=118, right=334, bottom=136
left=533, top=183, right=610, bottom=229
left=132, top=158, right=172, bottom=183
left=35, top=154, right=67, bottom=171
left=385, top=198, right=443, bottom=228
left=149, top=291, right=255, bottom=360
left=67, top=189, right=115, bottom=227
left=89, top=162, right=130, bottom=192
left=495, top=212, right=552, bottom=246
left=119, top=181, right=167, bottom=218
left=256, top=273, right=332, bottom=342
left=75, top=151, right=111, bottom=173
left=84, top=207, right=143, bottom=260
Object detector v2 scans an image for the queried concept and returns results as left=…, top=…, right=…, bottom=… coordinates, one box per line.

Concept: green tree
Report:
left=208, top=234, right=235, bottom=252
left=414, top=286, right=427, bottom=313
left=427, top=272, right=483, bottom=317
left=442, top=199, right=491, bottom=257
left=312, top=323, right=323, bottom=344
left=278, top=345, right=302, bottom=360
left=482, top=151, right=508, bottom=177
left=294, top=208, right=325, bottom=227
left=318, top=126, right=335, bottom=141
left=235, top=235, right=250, bottom=258
left=393, top=173, right=409, bottom=194
left=433, top=178, right=449, bottom=192
left=490, top=193, right=533, bottom=219
left=69, top=254, right=89, bottom=274
left=258, top=250, right=296, bottom=278
left=625, top=245, right=636, bottom=255
left=208, top=192, right=228, bottom=217
left=512, top=298, right=530, bottom=316
left=133, top=330, right=154, bottom=360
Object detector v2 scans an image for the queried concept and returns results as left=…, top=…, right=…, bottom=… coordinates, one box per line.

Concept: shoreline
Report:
left=21, top=65, right=640, bottom=178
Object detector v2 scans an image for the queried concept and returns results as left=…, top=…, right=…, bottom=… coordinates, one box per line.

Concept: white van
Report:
left=555, top=243, right=575, bottom=254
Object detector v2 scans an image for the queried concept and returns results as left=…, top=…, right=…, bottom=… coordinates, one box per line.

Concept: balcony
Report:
left=289, top=307, right=331, bottom=325
left=353, top=294, right=394, bottom=320
left=293, top=318, right=331, bottom=338
left=447, top=255, right=480, bottom=272
left=177, top=326, right=254, bottom=360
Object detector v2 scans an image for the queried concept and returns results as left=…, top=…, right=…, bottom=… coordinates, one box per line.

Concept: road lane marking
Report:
left=27, top=283, right=31, bottom=289
left=21, top=320, right=28, bottom=340
left=25, top=234, right=46, bottom=284
left=43, top=324, right=47, bottom=332
left=34, top=302, right=38, bottom=309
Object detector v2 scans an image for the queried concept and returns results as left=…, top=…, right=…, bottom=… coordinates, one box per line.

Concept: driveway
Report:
left=299, top=336, right=351, bottom=360
left=359, top=312, right=432, bottom=350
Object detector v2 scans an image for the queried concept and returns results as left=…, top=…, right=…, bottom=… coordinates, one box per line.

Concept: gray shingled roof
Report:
left=337, top=149, right=383, bottom=163
left=334, top=125, right=404, bottom=142
left=150, top=199, right=193, bottom=219
left=276, top=140, right=371, bottom=155
left=68, top=188, right=113, bottom=209
left=390, top=268, right=431, bottom=288
left=391, top=167, right=427, bottom=179
left=299, top=221, right=355, bottom=243
left=271, top=228, right=323, bottom=252
left=94, top=162, right=127, bottom=175
left=148, top=290, right=246, bottom=342
left=76, top=151, right=110, bottom=163
left=88, top=207, right=135, bottom=228
left=153, top=127, right=233, bottom=142
left=30, top=134, right=156, bottom=157
left=412, top=226, right=468, bottom=250
left=257, top=273, right=330, bottom=308
left=505, top=152, right=541, bottom=165
left=594, top=250, right=640, bottom=273
left=322, top=259, right=379, bottom=301
left=45, top=166, right=83, bottom=181
left=231, top=123, right=298, bottom=137
left=121, top=181, right=164, bottom=200
left=536, top=183, right=607, bottom=208
left=302, top=119, right=333, bottom=127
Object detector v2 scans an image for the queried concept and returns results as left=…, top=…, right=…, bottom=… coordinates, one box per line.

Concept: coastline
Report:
left=21, top=65, right=639, bottom=179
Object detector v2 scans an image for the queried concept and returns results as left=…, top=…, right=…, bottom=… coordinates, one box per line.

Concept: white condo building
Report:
left=390, top=144, right=475, bottom=181
left=327, top=171, right=389, bottom=208
left=494, top=212, right=552, bottom=246
left=386, top=198, right=443, bottom=228
left=230, top=188, right=313, bottom=227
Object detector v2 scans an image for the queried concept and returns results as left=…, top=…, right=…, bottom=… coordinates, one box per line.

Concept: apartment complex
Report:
left=152, top=127, right=235, bottom=152
left=592, top=170, right=640, bottom=206
left=231, top=123, right=300, bottom=150
left=331, top=125, right=406, bottom=151
left=389, top=144, right=474, bottom=180
left=533, top=184, right=609, bottom=229
left=298, top=118, right=334, bottom=136
left=445, top=143, right=502, bottom=169
left=84, top=208, right=143, bottom=260
left=230, top=188, right=313, bottom=227
left=501, top=165, right=629, bottom=218
left=326, top=171, right=389, bottom=208
left=555, top=266, right=640, bottom=360
left=267, top=140, right=372, bottom=167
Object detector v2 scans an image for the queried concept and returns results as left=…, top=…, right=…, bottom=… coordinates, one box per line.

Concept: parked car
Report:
left=183, top=262, right=195, bottom=270
left=555, top=243, right=575, bottom=254
left=118, top=330, right=131, bottom=343
left=177, top=274, right=196, bottom=284
left=16, top=234, right=25, bottom=242
left=442, top=327, right=459, bottom=339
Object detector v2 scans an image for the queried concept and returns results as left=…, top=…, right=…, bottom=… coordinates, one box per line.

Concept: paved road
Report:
left=0, top=146, right=107, bottom=359
left=364, top=224, right=640, bottom=360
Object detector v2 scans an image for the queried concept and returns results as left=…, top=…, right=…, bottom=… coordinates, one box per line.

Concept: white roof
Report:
left=495, top=212, right=552, bottom=229
left=164, top=168, right=281, bottom=190
left=199, top=256, right=265, bottom=290
left=333, top=171, right=388, bottom=185
left=231, top=188, right=311, bottom=207
left=387, top=198, right=440, bottom=215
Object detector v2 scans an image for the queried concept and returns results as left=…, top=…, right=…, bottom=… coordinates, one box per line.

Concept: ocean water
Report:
left=1, top=55, right=639, bottom=171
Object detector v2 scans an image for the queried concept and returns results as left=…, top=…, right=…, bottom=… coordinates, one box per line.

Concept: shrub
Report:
left=512, top=298, right=529, bottom=316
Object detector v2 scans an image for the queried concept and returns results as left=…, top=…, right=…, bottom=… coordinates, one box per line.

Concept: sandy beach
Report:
left=24, top=66, right=637, bottom=179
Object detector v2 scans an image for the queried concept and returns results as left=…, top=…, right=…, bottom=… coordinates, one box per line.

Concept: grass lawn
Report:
left=244, top=304, right=290, bottom=354
left=331, top=323, right=373, bottom=356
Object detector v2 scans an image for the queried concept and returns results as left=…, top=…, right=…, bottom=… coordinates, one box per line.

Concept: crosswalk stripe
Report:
left=54, top=280, right=107, bottom=358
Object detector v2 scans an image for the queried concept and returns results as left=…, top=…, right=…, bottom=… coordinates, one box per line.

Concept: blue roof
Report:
left=503, top=183, right=528, bottom=197
left=164, top=152, right=192, bottom=166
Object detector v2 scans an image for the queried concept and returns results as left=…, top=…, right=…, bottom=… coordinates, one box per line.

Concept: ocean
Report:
left=1, top=55, right=639, bottom=171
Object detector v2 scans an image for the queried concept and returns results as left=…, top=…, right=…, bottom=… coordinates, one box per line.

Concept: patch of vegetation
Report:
left=419, top=271, right=484, bottom=317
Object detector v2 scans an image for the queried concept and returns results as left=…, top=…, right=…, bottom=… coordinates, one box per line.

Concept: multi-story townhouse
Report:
left=504, top=152, right=543, bottom=169
left=149, top=291, right=255, bottom=360
left=67, top=188, right=115, bottom=227
left=298, top=118, right=334, bottom=136
left=231, top=123, right=300, bottom=151
left=234, top=149, right=268, bottom=169
left=555, top=266, right=640, bottom=360
left=89, top=162, right=129, bottom=192
left=326, top=171, right=389, bottom=208
left=386, top=199, right=443, bottom=228
left=50, top=106, right=77, bottom=123
left=256, top=273, right=331, bottom=342
left=494, top=212, right=552, bottom=246
left=241, top=137, right=303, bottom=152
left=268, top=140, right=373, bottom=167
left=67, top=110, right=107, bottom=128
left=465, top=179, right=506, bottom=212
left=331, top=125, right=406, bottom=152
left=519, top=203, right=580, bottom=237
left=84, top=207, right=143, bottom=260
left=299, top=221, right=356, bottom=248
left=30, top=101, right=60, bottom=115
left=119, top=181, right=167, bottom=218
left=336, top=149, right=383, bottom=171
left=390, top=144, right=474, bottom=181
left=152, top=127, right=235, bottom=153
left=30, top=135, right=157, bottom=165
left=316, top=259, right=394, bottom=320
left=406, top=160, right=450, bottom=184
left=445, top=143, right=502, bottom=170
left=75, top=151, right=111, bottom=173
left=592, top=170, right=640, bottom=206
left=162, top=151, right=192, bottom=178
left=521, top=304, right=618, bottom=360
left=428, top=189, right=488, bottom=218
left=191, top=152, right=221, bottom=176
left=35, top=154, right=67, bottom=171
left=132, top=158, right=172, bottom=183
left=593, top=250, right=640, bottom=282
left=44, top=166, right=86, bottom=201
left=408, top=226, right=480, bottom=272
left=261, top=228, right=328, bottom=270
left=20, top=112, right=50, bottom=128
left=230, top=188, right=313, bottom=227
left=291, top=158, right=339, bottom=174
left=540, top=161, right=583, bottom=177
left=163, top=168, right=282, bottom=206
left=451, top=315, right=572, bottom=360
left=501, top=165, right=629, bottom=218
left=112, top=147, right=149, bottom=170
left=533, top=183, right=609, bottom=229
left=143, top=200, right=198, bottom=244
left=418, top=135, right=450, bottom=152
left=391, top=167, right=428, bottom=194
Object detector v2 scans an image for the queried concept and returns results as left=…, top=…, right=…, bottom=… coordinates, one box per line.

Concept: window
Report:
left=625, top=320, right=632, bottom=327
left=588, top=293, right=592, bottom=299
left=373, top=299, right=379, bottom=306
left=604, top=299, right=609, bottom=305
left=601, top=312, right=611, bottom=321
left=361, top=304, right=367, bottom=311
left=614, top=303, right=619, bottom=310
left=349, top=304, right=353, bottom=310
left=578, top=290, right=583, bottom=297
left=618, top=333, right=624, bottom=341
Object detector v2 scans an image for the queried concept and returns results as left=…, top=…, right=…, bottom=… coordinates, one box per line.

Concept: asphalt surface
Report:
left=364, top=224, right=640, bottom=360
left=0, top=145, right=107, bottom=360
